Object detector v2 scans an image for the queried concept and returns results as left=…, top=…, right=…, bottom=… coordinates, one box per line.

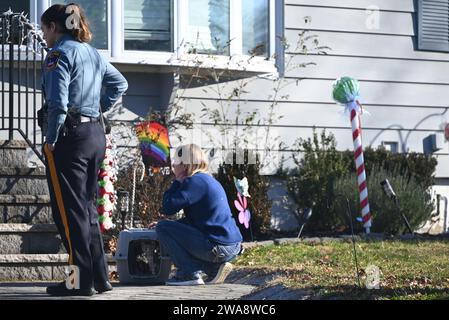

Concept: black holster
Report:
left=37, top=104, right=48, bottom=135
left=63, top=109, right=82, bottom=135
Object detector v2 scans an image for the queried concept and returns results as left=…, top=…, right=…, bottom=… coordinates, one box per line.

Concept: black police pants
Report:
left=43, top=121, right=109, bottom=289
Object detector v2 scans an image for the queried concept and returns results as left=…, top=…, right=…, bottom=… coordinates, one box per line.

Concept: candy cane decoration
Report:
left=350, top=103, right=371, bottom=233
left=333, top=77, right=372, bottom=233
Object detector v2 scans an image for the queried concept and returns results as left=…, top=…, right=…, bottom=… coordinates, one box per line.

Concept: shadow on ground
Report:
left=226, top=268, right=449, bottom=300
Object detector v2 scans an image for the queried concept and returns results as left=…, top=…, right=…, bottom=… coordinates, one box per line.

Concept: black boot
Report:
left=94, top=281, right=113, bottom=294
left=46, top=282, right=95, bottom=297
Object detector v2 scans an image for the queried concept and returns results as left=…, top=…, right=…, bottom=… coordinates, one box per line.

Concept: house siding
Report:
left=2, top=0, right=449, bottom=232
left=168, top=0, right=449, bottom=180
left=2, top=0, right=449, bottom=179
left=1, top=0, right=448, bottom=177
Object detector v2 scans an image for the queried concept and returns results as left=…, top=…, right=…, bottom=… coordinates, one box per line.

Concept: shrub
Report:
left=332, top=166, right=435, bottom=235
left=114, top=165, right=174, bottom=229
left=214, top=149, right=272, bottom=241
left=103, top=167, right=174, bottom=255
left=286, top=129, right=348, bottom=231
left=340, top=147, right=437, bottom=192
left=287, top=129, right=438, bottom=234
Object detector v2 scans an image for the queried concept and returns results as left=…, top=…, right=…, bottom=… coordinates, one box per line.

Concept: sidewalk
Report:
left=0, top=281, right=255, bottom=300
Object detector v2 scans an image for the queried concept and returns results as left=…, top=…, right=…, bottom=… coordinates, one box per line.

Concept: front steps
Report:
left=0, top=141, right=52, bottom=224
left=0, top=223, right=63, bottom=254
left=0, top=223, right=63, bottom=281
left=0, top=140, right=115, bottom=282
left=0, top=253, right=116, bottom=282
left=0, top=141, right=65, bottom=281
left=0, top=223, right=116, bottom=281
left=0, top=254, right=70, bottom=281
left=0, top=194, right=52, bottom=224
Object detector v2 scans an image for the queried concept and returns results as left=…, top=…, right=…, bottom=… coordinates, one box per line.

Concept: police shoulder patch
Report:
left=46, top=51, right=61, bottom=71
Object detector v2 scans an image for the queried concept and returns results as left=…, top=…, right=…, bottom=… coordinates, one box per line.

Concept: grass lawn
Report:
left=234, top=239, right=449, bottom=300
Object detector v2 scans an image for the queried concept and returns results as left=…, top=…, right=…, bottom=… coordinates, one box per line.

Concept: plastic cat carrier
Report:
left=114, top=228, right=172, bottom=284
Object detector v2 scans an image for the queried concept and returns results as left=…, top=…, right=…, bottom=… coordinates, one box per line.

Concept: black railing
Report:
left=0, top=10, right=47, bottom=163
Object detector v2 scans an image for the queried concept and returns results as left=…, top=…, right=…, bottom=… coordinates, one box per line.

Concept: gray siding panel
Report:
left=181, top=100, right=449, bottom=130
left=180, top=79, right=449, bottom=107
left=286, top=0, right=415, bottom=12
left=285, top=30, right=449, bottom=62
left=286, top=54, right=449, bottom=84
left=178, top=124, right=447, bottom=154
left=285, top=5, right=415, bottom=35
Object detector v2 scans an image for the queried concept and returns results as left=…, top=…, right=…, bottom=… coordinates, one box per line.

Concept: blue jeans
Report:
left=155, top=220, right=241, bottom=279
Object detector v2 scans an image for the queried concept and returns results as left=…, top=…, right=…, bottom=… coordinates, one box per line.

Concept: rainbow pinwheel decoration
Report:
left=135, top=121, right=171, bottom=170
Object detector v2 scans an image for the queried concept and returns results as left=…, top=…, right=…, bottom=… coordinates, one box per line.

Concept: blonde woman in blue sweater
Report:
left=154, top=144, right=243, bottom=286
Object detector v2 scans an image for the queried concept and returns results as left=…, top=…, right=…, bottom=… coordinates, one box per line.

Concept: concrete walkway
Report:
left=0, top=282, right=256, bottom=300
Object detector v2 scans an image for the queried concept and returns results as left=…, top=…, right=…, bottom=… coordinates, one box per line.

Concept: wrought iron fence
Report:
left=0, top=10, right=47, bottom=162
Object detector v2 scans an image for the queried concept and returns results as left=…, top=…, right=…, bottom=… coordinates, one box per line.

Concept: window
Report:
left=185, top=0, right=230, bottom=55
left=0, top=0, right=29, bottom=14
left=51, top=0, right=108, bottom=50
left=417, top=0, right=449, bottom=52
left=181, top=0, right=273, bottom=58
left=124, top=0, right=173, bottom=52
left=34, top=0, right=277, bottom=72
left=242, top=0, right=269, bottom=57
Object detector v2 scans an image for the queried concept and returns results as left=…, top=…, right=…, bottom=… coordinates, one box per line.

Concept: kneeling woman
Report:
left=154, top=144, right=243, bottom=286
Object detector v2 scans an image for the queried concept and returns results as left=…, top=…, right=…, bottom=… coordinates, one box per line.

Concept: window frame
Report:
left=123, top=0, right=175, bottom=55
left=35, top=0, right=110, bottom=52
left=36, top=0, right=280, bottom=73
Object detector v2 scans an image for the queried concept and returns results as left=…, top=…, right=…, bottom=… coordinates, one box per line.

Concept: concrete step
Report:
left=0, top=195, right=53, bottom=223
left=0, top=167, right=49, bottom=195
left=0, top=223, right=63, bottom=254
left=0, top=140, right=29, bottom=168
left=0, top=254, right=116, bottom=282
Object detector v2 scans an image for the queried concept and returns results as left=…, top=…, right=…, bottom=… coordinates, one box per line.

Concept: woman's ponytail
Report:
left=41, top=3, right=92, bottom=43
left=65, top=3, right=92, bottom=43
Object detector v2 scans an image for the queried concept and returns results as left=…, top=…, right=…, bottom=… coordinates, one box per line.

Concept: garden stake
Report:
left=380, top=179, right=414, bottom=235
left=297, top=207, right=313, bottom=238
left=335, top=194, right=361, bottom=288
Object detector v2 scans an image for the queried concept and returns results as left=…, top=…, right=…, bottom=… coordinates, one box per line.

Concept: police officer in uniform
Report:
left=40, top=3, right=128, bottom=296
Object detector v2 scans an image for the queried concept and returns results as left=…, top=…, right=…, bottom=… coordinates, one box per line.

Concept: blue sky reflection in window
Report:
left=186, top=0, right=230, bottom=55
left=125, top=0, right=173, bottom=52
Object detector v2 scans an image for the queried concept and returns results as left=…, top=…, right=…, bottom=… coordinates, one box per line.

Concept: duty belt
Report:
left=80, top=115, right=100, bottom=123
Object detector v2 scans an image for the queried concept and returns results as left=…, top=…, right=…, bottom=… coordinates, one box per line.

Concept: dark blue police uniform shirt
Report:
left=162, top=172, right=243, bottom=245
left=42, top=34, right=128, bottom=144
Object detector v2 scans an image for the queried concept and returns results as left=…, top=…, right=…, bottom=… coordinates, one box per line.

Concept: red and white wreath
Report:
left=96, top=134, right=117, bottom=232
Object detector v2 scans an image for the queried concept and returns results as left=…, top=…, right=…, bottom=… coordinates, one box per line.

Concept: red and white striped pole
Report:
left=350, top=101, right=371, bottom=233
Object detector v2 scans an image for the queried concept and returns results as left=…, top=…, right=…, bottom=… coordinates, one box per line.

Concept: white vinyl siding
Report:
left=172, top=0, right=449, bottom=178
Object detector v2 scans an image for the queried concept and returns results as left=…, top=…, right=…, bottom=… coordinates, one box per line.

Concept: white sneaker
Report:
left=207, top=262, right=234, bottom=284
left=165, top=276, right=205, bottom=286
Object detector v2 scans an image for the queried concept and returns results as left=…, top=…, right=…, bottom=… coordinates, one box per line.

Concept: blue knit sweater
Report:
left=162, top=172, right=243, bottom=245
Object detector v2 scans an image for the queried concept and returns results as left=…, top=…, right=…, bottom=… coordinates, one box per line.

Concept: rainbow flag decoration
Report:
left=135, top=121, right=171, bottom=168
